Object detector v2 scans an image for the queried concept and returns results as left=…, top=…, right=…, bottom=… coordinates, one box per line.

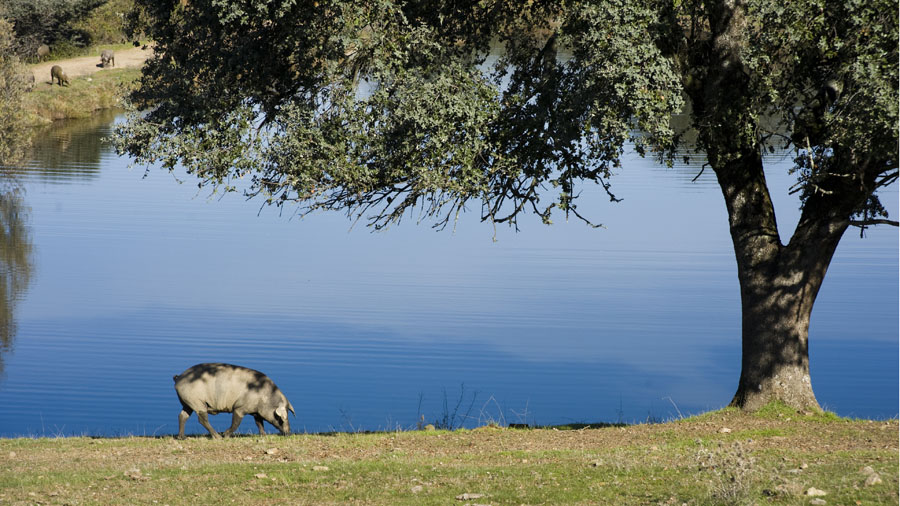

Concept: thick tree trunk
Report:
left=713, top=152, right=849, bottom=412
left=729, top=248, right=822, bottom=412
left=732, top=281, right=819, bottom=412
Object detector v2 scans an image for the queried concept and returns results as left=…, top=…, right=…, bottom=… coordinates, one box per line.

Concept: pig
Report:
left=100, top=49, right=115, bottom=68
left=50, top=65, right=68, bottom=86
left=173, top=363, right=295, bottom=439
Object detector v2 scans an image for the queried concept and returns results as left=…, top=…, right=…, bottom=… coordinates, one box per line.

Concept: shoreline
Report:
left=23, top=45, right=150, bottom=125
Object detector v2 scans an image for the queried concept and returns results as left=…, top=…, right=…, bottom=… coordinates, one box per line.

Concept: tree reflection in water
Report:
left=0, top=183, right=33, bottom=377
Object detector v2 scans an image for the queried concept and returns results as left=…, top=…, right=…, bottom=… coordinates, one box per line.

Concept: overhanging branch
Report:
left=849, top=218, right=899, bottom=227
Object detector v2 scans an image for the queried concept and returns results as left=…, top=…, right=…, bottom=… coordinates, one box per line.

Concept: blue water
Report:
left=0, top=111, right=895, bottom=437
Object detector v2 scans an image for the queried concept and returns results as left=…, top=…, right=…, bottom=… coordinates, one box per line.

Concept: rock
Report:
left=860, top=466, right=875, bottom=475
left=124, top=468, right=149, bottom=481
left=7, top=451, right=15, bottom=458
left=456, top=493, right=485, bottom=500
left=864, top=473, right=882, bottom=486
left=718, top=427, right=732, bottom=433
left=312, top=466, right=329, bottom=472
left=649, top=445, right=659, bottom=451
left=410, top=485, right=423, bottom=493
left=424, top=424, right=436, bottom=431
left=810, top=499, right=827, bottom=505
left=775, top=482, right=804, bottom=496
left=805, top=487, right=827, bottom=497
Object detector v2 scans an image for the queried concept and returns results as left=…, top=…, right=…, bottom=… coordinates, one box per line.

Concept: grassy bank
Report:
left=22, top=66, right=141, bottom=126
left=0, top=408, right=896, bottom=505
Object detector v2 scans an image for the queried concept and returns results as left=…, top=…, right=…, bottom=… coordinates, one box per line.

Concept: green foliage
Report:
left=742, top=0, right=899, bottom=224
left=2, top=0, right=112, bottom=59
left=0, top=18, right=33, bottom=167
left=115, top=0, right=896, bottom=233
left=72, top=0, right=135, bottom=45
left=114, top=0, right=684, bottom=230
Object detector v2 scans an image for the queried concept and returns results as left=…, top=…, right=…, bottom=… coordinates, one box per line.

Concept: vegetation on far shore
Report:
left=0, top=406, right=897, bottom=505
left=2, top=0, right=146, bottom=162
left=22, top=64, right=140, bottom=125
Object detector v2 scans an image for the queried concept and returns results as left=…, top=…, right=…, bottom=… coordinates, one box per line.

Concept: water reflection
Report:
left=0, top=184, right=33, bottom=378
left=14, top=109, right=121, bottom=182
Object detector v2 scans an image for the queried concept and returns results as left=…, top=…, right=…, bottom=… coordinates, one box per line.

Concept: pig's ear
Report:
left=275, top=405, right=288, bottom=422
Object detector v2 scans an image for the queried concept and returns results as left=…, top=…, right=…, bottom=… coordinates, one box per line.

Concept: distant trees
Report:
left=2, top=0, right=135, bottom=59
left=0, top=18, right=31, bottom=168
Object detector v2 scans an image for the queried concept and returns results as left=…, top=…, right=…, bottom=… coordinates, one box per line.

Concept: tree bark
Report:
left=708, top=152, right=805, bottom=411
left=711, top=150, right=853, bottom=412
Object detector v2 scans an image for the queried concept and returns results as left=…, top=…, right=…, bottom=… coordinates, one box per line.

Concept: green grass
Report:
left=0, top=411, right=896, bottom=505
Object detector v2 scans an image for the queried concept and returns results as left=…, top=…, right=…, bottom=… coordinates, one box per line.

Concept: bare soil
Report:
left=30, top=46, right=153, bottom=84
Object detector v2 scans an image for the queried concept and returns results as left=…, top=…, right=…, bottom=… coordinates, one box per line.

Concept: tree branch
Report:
left=849, top=218, right=899, bottom=227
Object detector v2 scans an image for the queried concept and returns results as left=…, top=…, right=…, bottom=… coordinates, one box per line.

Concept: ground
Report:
left=0, top=409, right=897, bottom=505
left=30, top=46, right=153, bottom=85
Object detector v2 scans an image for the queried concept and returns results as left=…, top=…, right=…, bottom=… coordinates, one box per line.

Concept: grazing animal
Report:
left=50, top=65, right=68, bottom=86
left=100, top=49, right=115, bottom=67
left=25, top=73, right=35, bottom=92
left=173, top=363, right=295, bottom=439
left=36, top=44, right=50, bottom=61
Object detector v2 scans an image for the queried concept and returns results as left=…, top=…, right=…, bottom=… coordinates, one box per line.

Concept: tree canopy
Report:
left=115, top=0, right=896, bottom=231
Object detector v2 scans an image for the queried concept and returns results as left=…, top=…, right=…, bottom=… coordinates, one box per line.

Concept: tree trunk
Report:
left=713, top=152, right=850, bottom=412
left=729, top=250, right=822, bottom=412
left=681, top=0, right=885, bottom=412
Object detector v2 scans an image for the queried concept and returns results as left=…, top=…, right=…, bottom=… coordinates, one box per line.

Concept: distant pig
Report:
left=50, top=65, right=68, bottom=86
left=100, top=49, right=115, bottom=67
left=173, top=363, right=295, bottom=439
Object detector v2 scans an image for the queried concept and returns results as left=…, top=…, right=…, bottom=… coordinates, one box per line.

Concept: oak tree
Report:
left=114, top=0, right=898, bottom=412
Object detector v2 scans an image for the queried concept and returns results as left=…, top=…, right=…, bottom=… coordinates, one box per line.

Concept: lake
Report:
left=0, top=109, right=896, bottom=437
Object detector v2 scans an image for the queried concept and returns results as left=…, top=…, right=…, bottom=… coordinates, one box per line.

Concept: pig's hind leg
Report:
left=176, top=398, right=194, bottom=440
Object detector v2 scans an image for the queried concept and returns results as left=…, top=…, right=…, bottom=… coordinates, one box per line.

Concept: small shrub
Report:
left=696, top=440, right=756, bottom=505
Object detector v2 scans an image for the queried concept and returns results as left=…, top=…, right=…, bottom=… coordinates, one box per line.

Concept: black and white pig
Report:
left=173, top=363, right=295, bottom=439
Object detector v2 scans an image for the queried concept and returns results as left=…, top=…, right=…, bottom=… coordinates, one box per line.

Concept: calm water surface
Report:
left=0, top=110, right=896, bottom=437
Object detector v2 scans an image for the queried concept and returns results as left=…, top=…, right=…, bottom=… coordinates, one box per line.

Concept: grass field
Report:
left=1, top=406, right=896, bottom=505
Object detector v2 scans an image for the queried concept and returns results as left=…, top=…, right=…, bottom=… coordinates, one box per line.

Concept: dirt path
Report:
left=30, top=46, right=153, bottom=84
